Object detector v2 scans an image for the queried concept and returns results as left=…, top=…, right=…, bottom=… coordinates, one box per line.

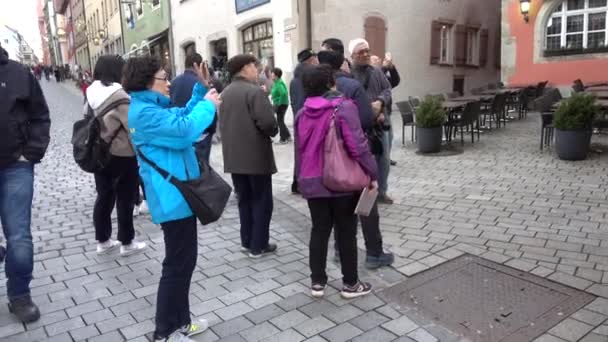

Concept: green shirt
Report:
left=271, top=79, right=289, bottom=106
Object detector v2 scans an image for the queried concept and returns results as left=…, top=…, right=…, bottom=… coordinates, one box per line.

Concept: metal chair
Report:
left=481, top=93, right=508, bottom=129
left=446, top=101, right=481, bottom=145
left=396, top=101, right=416, bottom=144
left=533, top=90, right=561, bottom=150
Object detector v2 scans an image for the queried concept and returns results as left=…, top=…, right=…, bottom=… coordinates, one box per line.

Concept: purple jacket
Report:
left=295, top=93, right=378, bottom=199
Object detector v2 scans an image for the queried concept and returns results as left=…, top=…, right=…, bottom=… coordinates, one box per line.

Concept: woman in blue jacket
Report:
left=123, top=56, right=220, bottom=342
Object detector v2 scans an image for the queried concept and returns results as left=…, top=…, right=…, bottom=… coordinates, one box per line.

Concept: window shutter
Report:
left=430, top=21, right=441, bottom=65
left=454, top=24, right=467, bottom=66
left=479, top=29, right=489, bottom=67
left=365, top=17, right=387, bottom=58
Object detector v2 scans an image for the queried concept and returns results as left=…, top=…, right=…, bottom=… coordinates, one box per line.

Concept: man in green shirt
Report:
left=271, top=68, right=291, bottom=143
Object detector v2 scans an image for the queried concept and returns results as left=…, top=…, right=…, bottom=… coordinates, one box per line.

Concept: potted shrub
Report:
left=553, top=93, right=598, bottom=161
left=416, top=96, right=447, bottom=153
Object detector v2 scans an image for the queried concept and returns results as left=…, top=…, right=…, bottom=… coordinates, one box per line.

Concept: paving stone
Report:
left=0, top=322, right=25, bottom=339
left=239, top=322, right=281, bottom=342
left=68, top=324, right=100, bottom=341
left=587, top=298, right=608, bottom=316
left=587, top=284, right=608, bottom=298
left=348, top=311, right=391, bottom=331
left=579, top=333, right=608, bottom=342
left=397, top=262, right=429, bottom=276
left=191, top=298, right=226, bottom=316
left=212, top=316, right=255, bottom=338
left=294, top=316, right=336, bottom=337
left=351, top=294, right=385, bottom=311
left=351, top=327, right=396, bottom=342
left=548, top=318, right=595, bottom=342
left=571, top=309, right=607, bottom=326
left=260, top=328, right=305, bottom=342
left=96, top=314, right=137, bottom=333
left=548, top=272, right=593, bottom=290
left=322, top=304, right=364, bottom=324
left=320, top=322, right=362, bottom=342
left=66, top=300, right=103, bottom=318
left=534, top=334, right=568, bottom=342
left=245, top=304, right=286, bottom=325
left=216, top=302, right=255, bottom=321
left=82, top=308, right=116, bottom=325
left=408, top=328, right=439, bottom=342
left=381, top=316, right=419, bottom=336
left=246, top=291, right=283, bottom=309
left=119, top=319, right=155, bottom=339
left=217, top=335, right=248, bottom=342
left=44, top=316, right=85, bottom=336
left=88, top=331, right=125, bottom=342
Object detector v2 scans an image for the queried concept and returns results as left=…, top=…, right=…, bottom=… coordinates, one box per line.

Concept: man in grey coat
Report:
left=220, top=54, right=279, bottom=258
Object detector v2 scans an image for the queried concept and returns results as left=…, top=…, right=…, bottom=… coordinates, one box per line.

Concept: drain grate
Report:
left=379, top=255, right=595, bottom=342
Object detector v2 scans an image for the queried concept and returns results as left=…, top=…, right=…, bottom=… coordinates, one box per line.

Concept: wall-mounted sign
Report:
left=284, top=24, right=297, bottom=32
left=235, top=0, right=270, bottom=14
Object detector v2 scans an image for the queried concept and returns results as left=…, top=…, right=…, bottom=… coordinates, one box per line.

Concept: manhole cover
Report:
left=379, top=255, right=595, bottom=342
left=415, top=143, right=464, bottom=157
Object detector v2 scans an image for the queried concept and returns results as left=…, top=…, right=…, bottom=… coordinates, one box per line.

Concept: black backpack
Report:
left=71, top=99, right=130, bottom=173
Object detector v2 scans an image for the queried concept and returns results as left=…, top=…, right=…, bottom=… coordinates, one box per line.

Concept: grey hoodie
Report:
left=85, top=81, right=134, bottom=157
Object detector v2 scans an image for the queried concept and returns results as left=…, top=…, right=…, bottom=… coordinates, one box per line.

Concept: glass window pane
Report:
left=546, top=36, right=562, bottom=50
left=547, top=17, right=562, bottom=35
left=567, top=0, right=584, bottom=10
left=266, top=22, right=273, bottom=36
left=588, top=12, right=606, bottom=31
left=566, top=15, right=584, bottom=32
left=566, top=34, right=584, bottom=48
left=588, top=32, right=606, bottom=48
left=553, top=4, right=563, bottom=13
left=244, top=28, right=253, bottom=42
left=589, top=0, right=607, bottom=8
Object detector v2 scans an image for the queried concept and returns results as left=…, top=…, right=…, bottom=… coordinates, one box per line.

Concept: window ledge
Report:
left=437, top=63, right=454, bottom=67
left=544, top=46, right=608, bottom=58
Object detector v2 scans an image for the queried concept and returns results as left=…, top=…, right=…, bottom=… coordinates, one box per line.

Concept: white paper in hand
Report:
left=355, top=187, right=378, bottom=217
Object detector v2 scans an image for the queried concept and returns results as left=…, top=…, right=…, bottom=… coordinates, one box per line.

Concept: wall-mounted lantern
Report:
left=520, top=0, right=531, bottom=23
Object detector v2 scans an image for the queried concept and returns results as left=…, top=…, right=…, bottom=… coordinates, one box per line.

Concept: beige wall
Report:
left=85, top=0, right=122, bottom=68
left=311, top=0, right=502, bottom=102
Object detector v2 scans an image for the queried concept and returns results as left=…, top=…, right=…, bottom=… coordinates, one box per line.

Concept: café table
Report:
left=586, top=90, right=608, bottom=99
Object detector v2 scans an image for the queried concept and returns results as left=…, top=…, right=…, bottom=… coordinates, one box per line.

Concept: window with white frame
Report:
left=439, top=24, right=452, bottom=64
left=466, top=29, right=479, bottom=65
left=545, top=0, right=608, bottom=54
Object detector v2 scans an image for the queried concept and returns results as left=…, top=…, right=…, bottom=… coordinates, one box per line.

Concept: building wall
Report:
left=38, top=0, right=52, bottom=65
left=501, top=0, right=608, bottom=88
left=170, top=0, right=299, bottom=80
left=0, top=26, right=22, bottom=62
left=311, top=0, right=502, bottom=102
left=85, top=0, right=122, bottom=68
left=121, top=0, right=170, bottom=53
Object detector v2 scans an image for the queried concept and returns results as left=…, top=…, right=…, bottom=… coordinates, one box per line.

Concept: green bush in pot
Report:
left=553, top=93, right=599, bottom=161
left=415, top=96, right=447, bottom=153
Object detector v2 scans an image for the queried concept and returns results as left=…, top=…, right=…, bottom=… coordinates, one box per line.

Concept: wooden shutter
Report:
left=479, top=29, right=489, bottom=67
left=430, top=21, right=442, bottom=65
left=364, top=17, right=387, bottom=57
left=454, top=24, right=467, bottom=66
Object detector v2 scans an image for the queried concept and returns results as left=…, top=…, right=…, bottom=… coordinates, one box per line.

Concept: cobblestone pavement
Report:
left=0, top=80, right=607, bottom=342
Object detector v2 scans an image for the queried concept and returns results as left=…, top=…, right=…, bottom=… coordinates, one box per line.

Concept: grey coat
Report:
left=219, top=76, right=278, bottom=175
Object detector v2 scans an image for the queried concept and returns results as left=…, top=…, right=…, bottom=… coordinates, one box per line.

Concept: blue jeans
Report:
left=375, top=130, right=391, bottom=196
left=0, top=161, right=34, bottom=299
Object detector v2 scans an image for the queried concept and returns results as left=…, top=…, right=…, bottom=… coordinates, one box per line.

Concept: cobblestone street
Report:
left=0, top=80, right=608, bottom=341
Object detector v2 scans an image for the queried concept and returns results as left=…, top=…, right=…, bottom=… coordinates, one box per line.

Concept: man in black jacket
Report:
left=0, top=43, right=50, bottom=323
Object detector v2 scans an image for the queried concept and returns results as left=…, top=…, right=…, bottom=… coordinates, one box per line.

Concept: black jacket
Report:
left=382, top=66, right=401, bottom=89
left=335, top=71, right=373, bottom=131
left=0, top=46, right=51, bottom=168
left=289, top=63, right=314, bottom=116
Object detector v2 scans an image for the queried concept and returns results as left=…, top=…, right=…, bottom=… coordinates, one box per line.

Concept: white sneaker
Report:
left=120, top=241, right=147, bottom=256
left=139, top=200, right=150, bottom=214
left=155, top=331, right=195, bottom=342
left=133, top=205, right=141, bottom=217
left=97, top=239, right=120, bottom=254
left=179, top=318, right=209, bottom=337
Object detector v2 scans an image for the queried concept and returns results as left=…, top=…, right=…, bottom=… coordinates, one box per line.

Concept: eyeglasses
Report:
left=154, top=75, right=168, bottom=82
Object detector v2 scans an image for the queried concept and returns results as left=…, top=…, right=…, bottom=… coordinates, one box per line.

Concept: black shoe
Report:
left=0, top=245, right=5, bottom=264
left=249, top=243, right=277, bottom=259
left=9, top=296, right=40, bottom=323
left=291, top=184, right=300, bottom=195
left=365, top=252, right=395, bottom=269
left=341, top=281, right=372, bottom=299
left=390, top=160, right=397, bottom=166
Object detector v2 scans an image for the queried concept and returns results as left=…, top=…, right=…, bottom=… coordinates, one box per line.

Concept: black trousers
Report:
left=231, top=174, right=273, bottom=253
left=308, top=196, right=358, bottom=286
left=155, top=216, right=197, bottom=339
left=93, top=156, right=138, bottom=244
left=275, top=104, right=291, bottom=142
left=335, top=194, right=384, bottom=257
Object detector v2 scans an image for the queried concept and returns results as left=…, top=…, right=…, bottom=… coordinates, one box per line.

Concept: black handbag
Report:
left=136, top=147, right=232, bottom=225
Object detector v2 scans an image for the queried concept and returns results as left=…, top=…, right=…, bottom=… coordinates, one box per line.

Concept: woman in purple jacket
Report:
left=295, top=65, right=378, bottom=299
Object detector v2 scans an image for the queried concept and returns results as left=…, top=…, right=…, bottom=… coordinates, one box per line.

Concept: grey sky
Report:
left=0, top=0, right=43, bottom=58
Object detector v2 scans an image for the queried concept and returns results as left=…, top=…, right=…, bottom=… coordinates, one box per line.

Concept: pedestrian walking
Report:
left=220, top=54, right=279, bottom=259
left=124, top=56, right=220, bottom=342
left=86, top=55, right=147, bottom=257
left=296, top=64, right=376, bottom=299
left=289, top=49, right=318, bottom=194
left=270, top=67, right=291, bottom=144
left=349, top=39, right=394, bottom=205
left=171, top=53, right=218, bottom=163
left=317, top=49, right=394, bottom=270
left=0, top=43, right=51, bottom=323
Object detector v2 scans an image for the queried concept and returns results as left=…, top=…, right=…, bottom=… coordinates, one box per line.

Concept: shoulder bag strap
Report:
left=135, top=146, right=173, bottom=182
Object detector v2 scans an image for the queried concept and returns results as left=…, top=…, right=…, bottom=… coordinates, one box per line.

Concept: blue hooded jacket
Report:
left=128, top=82, right=215, bottom=224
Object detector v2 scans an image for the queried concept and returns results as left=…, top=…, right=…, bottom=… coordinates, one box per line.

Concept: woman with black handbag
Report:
left=123, top=56, right=221, bottom=342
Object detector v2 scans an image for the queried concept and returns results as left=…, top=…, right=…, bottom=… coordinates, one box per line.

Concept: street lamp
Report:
left=520, top=0, right=531, bottom=23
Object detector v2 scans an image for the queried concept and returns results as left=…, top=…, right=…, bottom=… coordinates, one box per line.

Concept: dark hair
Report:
left=123, top=56, right=163, bottom=92
left=322, top=38, right=345, bottom=55
left=93, top=55, right=125, bottom=86
left=302, top=64, right=335, bottom=98
left=185, top=53, right=203, bottom=69
left=317, top=50, right=344, bottom=71
left=226, top=54, right=258, bottom=78
left=272, top=67, right=283, bottom=79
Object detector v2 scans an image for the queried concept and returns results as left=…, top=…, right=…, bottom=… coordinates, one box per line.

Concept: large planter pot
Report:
left=555, top=128, right=592, bottom=161
left=417, top=126, right=443, bottom=153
